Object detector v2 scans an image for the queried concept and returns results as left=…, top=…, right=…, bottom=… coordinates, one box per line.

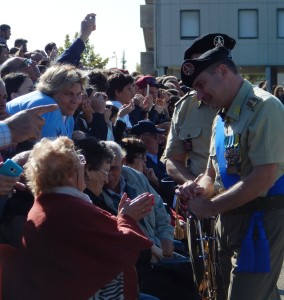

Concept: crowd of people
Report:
left=0, top=12, right=284, bottom=300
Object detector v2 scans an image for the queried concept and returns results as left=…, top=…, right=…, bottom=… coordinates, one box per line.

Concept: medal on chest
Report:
left=224, top=133, right=241, bottom=174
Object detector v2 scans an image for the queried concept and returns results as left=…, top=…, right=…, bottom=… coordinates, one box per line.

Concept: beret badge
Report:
left=182, top=62, right=195, bottom=76
left=213, top=35, right=225, bottom=47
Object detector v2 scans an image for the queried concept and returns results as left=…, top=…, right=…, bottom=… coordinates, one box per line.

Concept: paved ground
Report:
left=278, top=261, right=284, bottom=299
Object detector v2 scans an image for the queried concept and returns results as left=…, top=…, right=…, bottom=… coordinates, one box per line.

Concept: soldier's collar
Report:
left=223, top=80, right=252, bottom=122
left=174, top=90, right=196, bottom=107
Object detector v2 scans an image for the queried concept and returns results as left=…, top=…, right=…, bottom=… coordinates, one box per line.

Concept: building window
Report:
left=277, top=9, right=284, bottom=38
left=238, top=9, right=258, bottom=39
left=180, top=10, right=200, bottom=39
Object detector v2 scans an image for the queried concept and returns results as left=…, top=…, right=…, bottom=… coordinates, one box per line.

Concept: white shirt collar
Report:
left=48, top=186, right=92, bottom=204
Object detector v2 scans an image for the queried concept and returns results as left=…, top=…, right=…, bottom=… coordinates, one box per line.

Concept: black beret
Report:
left=181, top=46, right=231, bottom=88
left=184, top=33, right=236, bottom=60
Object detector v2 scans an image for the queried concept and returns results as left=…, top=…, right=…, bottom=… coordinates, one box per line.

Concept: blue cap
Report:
left=130, top=120, right=165, bottom=136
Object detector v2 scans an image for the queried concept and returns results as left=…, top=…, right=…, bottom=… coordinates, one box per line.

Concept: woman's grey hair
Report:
left=24, top=137, right=80, bottom=196
left=36, top=63, right=89, bottom=96
left=104, top=141, right=126, bottom=162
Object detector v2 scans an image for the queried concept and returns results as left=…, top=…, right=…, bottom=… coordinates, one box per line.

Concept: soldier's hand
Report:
left=175, top=180, right=203, bottom=200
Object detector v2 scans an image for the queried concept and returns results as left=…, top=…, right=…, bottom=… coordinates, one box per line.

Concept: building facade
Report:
left=140, top=0, right=284, bottom=88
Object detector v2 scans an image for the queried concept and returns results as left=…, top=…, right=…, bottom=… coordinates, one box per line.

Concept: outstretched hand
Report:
left=4, top=104, right=58, bottom=145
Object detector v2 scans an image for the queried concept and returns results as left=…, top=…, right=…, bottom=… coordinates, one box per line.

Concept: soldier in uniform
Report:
left=178, top=46, right=284, bottom=299
left=165, top=33, right=236, bottom=185
left=165, top=34, right=236, bottom=299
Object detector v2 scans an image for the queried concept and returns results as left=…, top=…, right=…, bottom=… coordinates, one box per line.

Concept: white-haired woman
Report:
left=17, top=136, right=153, bottom=300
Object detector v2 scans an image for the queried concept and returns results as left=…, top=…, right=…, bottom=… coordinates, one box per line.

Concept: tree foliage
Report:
left=58, top=33, right=109, bottom=69
left=135, top=63, right=141, bottom=73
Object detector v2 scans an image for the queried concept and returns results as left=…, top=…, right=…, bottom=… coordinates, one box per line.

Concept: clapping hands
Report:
left=118, top=192, right=154, bottom=221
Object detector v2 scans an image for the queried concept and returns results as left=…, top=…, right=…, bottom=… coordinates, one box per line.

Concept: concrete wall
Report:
left=140, top=0, right=284, bottom=83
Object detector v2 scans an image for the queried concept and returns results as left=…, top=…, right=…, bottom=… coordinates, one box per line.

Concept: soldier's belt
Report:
left=225, top=195, right=284, bottom=215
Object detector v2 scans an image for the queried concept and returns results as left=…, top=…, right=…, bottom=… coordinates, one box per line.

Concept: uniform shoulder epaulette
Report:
left=174, top=90, right=197, bottom=107
left=246, top=96, right=262, bottom=111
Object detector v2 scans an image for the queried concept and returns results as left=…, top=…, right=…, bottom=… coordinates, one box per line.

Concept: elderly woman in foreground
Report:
left=15, top=136, right=153, bottom=300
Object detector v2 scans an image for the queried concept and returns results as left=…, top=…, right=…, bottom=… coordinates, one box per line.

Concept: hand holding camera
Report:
left=0, top=159, right=23, bottom=177
left=80, top=13, right=97, bottom=42
left=0, top=159, right=24, bottom=197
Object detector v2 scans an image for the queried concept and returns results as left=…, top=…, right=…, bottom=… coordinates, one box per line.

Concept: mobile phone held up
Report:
left=90, top=15, right=96, bottom=25
left=0, top=159, right=23, bottom=177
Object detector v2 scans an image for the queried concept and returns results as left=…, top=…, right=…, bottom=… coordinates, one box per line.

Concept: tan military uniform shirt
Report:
left=210, top=79, right=284, bottom=195
left=165, top=91, right=217, bottom=177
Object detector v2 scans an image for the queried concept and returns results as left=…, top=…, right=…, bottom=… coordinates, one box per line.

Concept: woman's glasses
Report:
left=94, top=168, right=109, bottom=176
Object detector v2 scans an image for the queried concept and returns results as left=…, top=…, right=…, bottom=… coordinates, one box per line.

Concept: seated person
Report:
left=129, top=120, right=176, bottom=207
left=120, top=136, right=160, bottom=194
left=102, top=141, right=173, bottom=250
left=120, top=136, right=187, bottom=237
left=75, top=136, right=159, bottom=300
left=101, top=140, right=194, bottom=300
left=14, top=136, right=153, bottom=300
